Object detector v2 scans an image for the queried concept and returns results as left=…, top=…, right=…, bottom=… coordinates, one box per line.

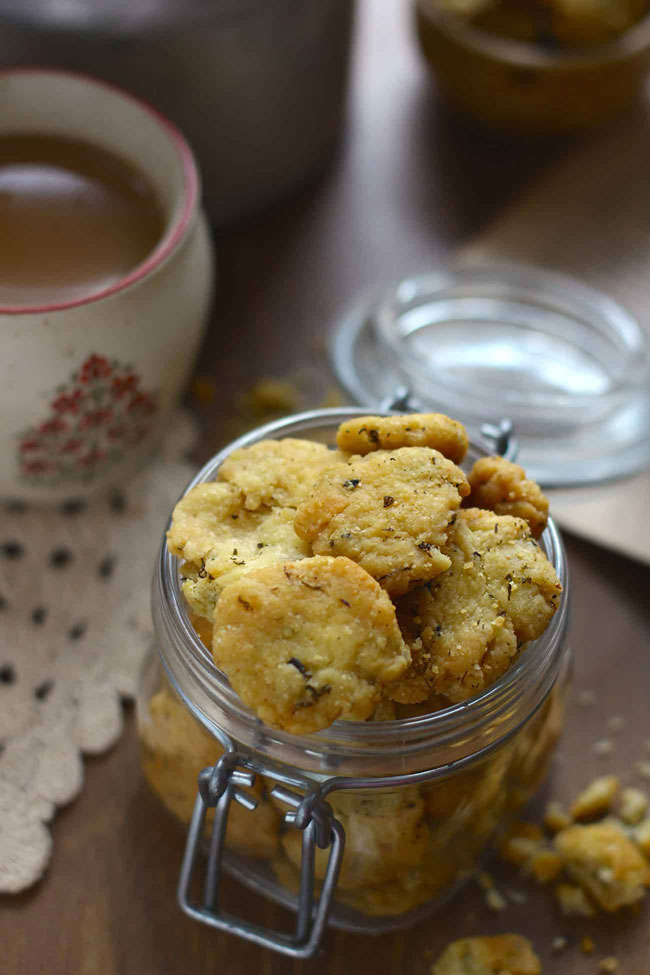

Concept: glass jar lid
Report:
left=330, top=263, right=650, bottom=487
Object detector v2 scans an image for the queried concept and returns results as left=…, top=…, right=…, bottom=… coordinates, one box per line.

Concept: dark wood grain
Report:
left=2, top=2, right=649, bottom=973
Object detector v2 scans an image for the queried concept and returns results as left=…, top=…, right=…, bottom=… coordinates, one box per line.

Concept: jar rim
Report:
left=154, top=407, right=569, bottom=775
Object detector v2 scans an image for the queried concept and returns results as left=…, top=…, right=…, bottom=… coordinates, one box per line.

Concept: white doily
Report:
left=0, top=410, right=199, bottom=893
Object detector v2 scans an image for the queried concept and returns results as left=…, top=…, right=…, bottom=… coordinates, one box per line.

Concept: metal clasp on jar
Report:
left=177, top=749, right=345, bottom=959
left=178, top=733, right=549, bottom=955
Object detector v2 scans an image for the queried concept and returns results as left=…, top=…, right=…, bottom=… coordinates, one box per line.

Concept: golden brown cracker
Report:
left=336, top=413, right=468, bottom=464
left=554, top=821, right=650, bottom=911
left=168, top=482, right=309, bottom=620
left=211, top=556, right=410, bottom=734
left=218, top=438, right=342, bottom=511
left=294, top=447, right=470, bottom=597
left=389, top=508, right=562, bottom=703
left=466, top=455, right=549, bottom=539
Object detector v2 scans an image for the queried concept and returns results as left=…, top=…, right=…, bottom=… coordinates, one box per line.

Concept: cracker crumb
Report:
left=507, top=888, right=529, bottom=905
left=633, top=817, right=650, bottom=856
left=551, top=935, right=568, bottom=952
left=528, top=849, right=564, bottom=884
left=432, top=935, right=541, bottom=975
left=320, top=386, right=344, bottom=408
left=544, top=800, right=572, bottom=833
left=577, top=689, right=596, bottom=707
left=502, top=836, right=545, bottom=867
left=599, top=958, right=618, bottom=973
left=618, top=788, right=648, bottom=825
left=245, top=378, right=299, bottom=418
left=607, top=715, right=626, bottom=733
left=485, top=887, right=507, bottom=912
left=571, top=776, right=619, bottom=821
left=190, top=376, right=217, bottom=405
left=593, top=738, right=614, bottom=757
left=501, top=823, right=545, bottom=866
left=635, top=760, right=650, bottom=781
left=554, top=882, right=596, bottom=917
left=555, top=821, right=650, bottom=912
left=581, top=935, right=595, bottom=955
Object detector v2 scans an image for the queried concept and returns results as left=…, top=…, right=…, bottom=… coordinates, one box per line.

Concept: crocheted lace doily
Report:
left=0, top=411, right=198, bottom=893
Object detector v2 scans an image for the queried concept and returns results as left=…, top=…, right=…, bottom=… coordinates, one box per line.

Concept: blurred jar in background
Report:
left=0, top=0, right=355, bottom=226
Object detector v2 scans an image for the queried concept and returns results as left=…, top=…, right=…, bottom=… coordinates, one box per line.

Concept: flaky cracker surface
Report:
left=294, top=447, right=469, bottom=597
left=336, top=413, right=468, bottom=464
left=218, top=438, right=343, bottom=511
left=466, top=455, right=549, bottom=539
left=211, top=556, right=410, bottom=734
left=168, top=483, right=309, bottom=619
left=390, top=508, right=562, bottom=704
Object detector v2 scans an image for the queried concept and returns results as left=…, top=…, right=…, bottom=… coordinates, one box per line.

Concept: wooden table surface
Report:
left=3, top=3, right=650, bottom=973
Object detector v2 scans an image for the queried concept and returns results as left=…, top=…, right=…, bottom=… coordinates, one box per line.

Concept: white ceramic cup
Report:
left=0, top=68, right=214, bottom=502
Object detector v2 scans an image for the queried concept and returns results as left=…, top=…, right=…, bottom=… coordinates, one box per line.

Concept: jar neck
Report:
left=153, top=409, right=570, bottom=779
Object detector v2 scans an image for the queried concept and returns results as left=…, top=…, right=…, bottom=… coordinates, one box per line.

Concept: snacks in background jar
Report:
left=416, top=0, right=650, bottom=135
left=432, top=0, right=649, bottom=47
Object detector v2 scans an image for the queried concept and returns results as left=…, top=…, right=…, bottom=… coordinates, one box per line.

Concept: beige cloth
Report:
left=459, top=100, right=650, bottom=565
left=0, top=411, right=198, bottom=893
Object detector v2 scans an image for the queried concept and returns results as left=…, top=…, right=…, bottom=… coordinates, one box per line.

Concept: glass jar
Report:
left=414, top=0, right=650, bottom=134
left=136, top=407, right=571, bottom=957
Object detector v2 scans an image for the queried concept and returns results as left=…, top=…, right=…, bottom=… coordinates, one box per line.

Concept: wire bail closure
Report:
left=177, top=746, right=345, bottom=959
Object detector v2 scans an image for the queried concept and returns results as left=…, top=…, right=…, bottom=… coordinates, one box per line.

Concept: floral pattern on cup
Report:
left=17, top=354, right=158, bottom=486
